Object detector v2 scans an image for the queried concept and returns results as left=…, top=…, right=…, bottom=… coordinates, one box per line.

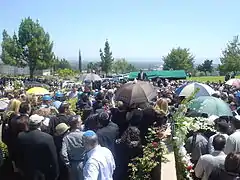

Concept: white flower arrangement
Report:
left=173, top=115, right=215, bottom=180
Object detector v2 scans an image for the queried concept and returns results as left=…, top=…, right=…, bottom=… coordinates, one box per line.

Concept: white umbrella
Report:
left=176, top=82, right=215, bottom=98
left=226, top=78, right=240, bottom=88
left=83, top=73, right=102, bottom=82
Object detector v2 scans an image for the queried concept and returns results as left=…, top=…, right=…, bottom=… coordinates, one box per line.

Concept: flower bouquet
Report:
left=129, top=127, right=168, bottom=180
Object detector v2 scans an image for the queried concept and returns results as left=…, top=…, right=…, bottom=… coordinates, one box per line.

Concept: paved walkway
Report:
left=161, top=152, right=177, bottom=180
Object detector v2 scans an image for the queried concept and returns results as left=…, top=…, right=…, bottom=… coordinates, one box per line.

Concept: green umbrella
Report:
left=189, top=96, right=233, bottom=117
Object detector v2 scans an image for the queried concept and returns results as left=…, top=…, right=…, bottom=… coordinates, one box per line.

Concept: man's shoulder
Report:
left=209, top=134, right=216, bottom=140
left=18, top=131, right=28, bottom=139
left=199, top=154, right=214, bottom=161
left=99, top=146, right=112, bottom=154
left=64, top=130, right=84, bottom=139
left=230, top=131, right=240, bottom=136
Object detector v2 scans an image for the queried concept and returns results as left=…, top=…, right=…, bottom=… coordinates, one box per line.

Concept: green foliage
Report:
left=67, top=98, right=78, bottom=112
left=86, top=61, right=101, bottom=73
left=112, top=58, right=137, bottom=74
left=163, top=47, right=194, bottom=72
left=197, top=59, right=213, bottom=75
left=66, top=98, right=83, bottom=117
left=129, top=127, right=168, bottom=180
left=13, top=81, right=23, bottom=89
left=0, top=141, right=8, bottom=165
left=57, top=68, right=76, bottom=78
left=100, top=39, right=114, bottom=75
left=1, top=17, right=54, bottom=78
left=220, top=35, right=240, bottom=73
left=172, top=95, right=194, bottom=180
left=126, top=63, right=137, bottom=72
left=171, top=89, right=216, bottom=180
left=112, top=58, right=128, bottom=74
left=54, top=57, right=71, bottom=70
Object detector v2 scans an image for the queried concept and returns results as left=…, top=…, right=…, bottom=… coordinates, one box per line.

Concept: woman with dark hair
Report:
left=209, top=152, right=240, bottom=180
left=92, top=92, right=104, bottom=112
left=114, top=126, right=143, bottom=180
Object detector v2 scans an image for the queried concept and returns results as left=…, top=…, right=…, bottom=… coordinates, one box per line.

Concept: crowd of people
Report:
left=1, top=73, right=240, bottom=180
left=0, top=75, right=172, bottom=180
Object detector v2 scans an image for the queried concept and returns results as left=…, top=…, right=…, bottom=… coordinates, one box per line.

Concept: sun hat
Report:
left=42, top=95, right=52, bottom=101
left=29, top=114, right=44, bottom=125
left=55, top=123, right=69, bottom=136
left=55, top=91, right=63, bottom=98
left=83, top=130, right=96, bottom=137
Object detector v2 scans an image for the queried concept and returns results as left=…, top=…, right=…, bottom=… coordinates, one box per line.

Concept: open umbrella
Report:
left=176, top=82, right=215, bottom=98
left=26, top=87, right=50, bottom=95
left=189, top=96, right=233, bottom=117
left=115, top=80, right=157, bottom=105
left=83, top=73, right=102, bottom=82
left=226, top=79, right=240, bottom=88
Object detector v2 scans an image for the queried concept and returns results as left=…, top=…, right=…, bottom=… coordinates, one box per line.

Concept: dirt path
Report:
left=161, top=152, right=177, bottom=180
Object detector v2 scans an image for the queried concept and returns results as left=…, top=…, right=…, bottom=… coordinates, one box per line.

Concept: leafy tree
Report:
left=54, top=58, right=71, bottom=70
left=163, top=47, right=194, bottom=72
left=113, top=58, right=128, bottom=74
left=127, top=63, right=137, bottom=72
left=100, top=39, right=114, bottom=76
left=1, top=17, right=54, bottom=78
left=220, top=35, right=240, bottom=74
left=113, top=58, right=137, bottom=74
left=57, top=68, right=76, bottom=78
left=86, top=61, right=101, bottom=73
left=197, top=59, right=213, bottom=75
left=217, top=64, right=226, bottom=76
left=87, top=62, right=94, bottom=72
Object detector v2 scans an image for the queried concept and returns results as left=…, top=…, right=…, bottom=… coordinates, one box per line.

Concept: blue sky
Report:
left=0, top=0, right=240, bottom=63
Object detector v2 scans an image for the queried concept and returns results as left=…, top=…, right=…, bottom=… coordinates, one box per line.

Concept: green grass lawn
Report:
left=187, top=76, right=240, bottom=83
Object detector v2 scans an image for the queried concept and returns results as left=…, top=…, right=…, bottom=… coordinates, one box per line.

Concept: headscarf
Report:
left=154, top=98, right=169, bottom=116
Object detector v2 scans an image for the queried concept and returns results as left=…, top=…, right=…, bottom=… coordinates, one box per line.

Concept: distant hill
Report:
left=69, top=59, right=162, bottom=70
left=70, top=57, right=220, bottom=70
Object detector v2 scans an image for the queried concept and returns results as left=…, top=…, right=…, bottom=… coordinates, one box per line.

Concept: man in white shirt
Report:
left=224, top=117, right=240, bottom=154
left=195, top=135, right=227, bottom=180
left=68, top=87, right=78, bottom=99
left=208, top=121, right=229, bottom=154
left=82, top=130, right=115, bottom=180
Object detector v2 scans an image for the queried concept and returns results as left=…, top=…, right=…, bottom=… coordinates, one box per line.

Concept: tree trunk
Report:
left=29, top=67, right=35, bottom=79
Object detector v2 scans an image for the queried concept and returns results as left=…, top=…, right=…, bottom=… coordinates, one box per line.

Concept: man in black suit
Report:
left=16, top=114, right=59, bottom=180
left=96, top=112, right=119, bottom=156
left=137, top=69, right=148, bottom=81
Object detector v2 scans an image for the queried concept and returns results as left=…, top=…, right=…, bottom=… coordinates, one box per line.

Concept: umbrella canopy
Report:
left=83, top=73, right=102, bottom=82
left=175, top=83, right=189, bottom=95
left=189, top=96, right=233, bottom=117
left=176, top=82, right=215, bottom=98
left=226, top=79, right=240, bottom=88
left=0, top=98, right=9, bottom=110
left=115, top=80, right=157, bottom=105
left=26, top=87, right=50, bottom=95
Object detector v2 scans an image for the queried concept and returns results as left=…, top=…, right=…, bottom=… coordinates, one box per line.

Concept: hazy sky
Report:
left=0, top=0, right=240, bottom=62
